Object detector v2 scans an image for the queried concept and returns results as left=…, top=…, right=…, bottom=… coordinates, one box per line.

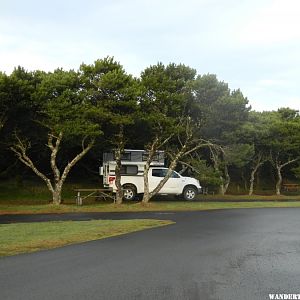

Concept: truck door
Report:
left=164, top=170, right=183, bottom=193
left=150, top=169, right=166, bottom=193
left=150, top=169, right=182, bottom=194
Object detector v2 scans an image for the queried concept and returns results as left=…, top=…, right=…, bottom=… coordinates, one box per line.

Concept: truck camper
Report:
left=100, top=149, right=201, bottom=201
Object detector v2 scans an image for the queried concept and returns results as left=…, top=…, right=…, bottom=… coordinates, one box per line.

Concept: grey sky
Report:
left=0, top=0, right=299, bottom=111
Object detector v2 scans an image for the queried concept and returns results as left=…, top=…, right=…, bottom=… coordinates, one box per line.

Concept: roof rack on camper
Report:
left=103, top=149, right=165, bottom=165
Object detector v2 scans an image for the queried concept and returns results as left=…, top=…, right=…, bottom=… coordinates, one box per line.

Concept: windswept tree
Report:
left=0, top=68, right=44, bottom=178
left=239, top=111, right=272, bottom=195
left=188, top=75, right=251, bottom=194
left=207, top=143, right=253, bottom=195
left=11, top=69, right=102, bottom=204
left=80, top=57, right=140, bottom=204
left=139, top=63, right=211, bottom=203
left=267, top=108, right=300, bottom=195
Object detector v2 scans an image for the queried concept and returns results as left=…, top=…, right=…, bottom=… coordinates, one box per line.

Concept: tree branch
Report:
left=280, top=157, right=300, bottom=168
left=60, top=138, right=95, bottom=185
left=10, top=135, right=53, bottom=193
left=178, top=160, right=202, bottom=175
left=182, top=141, right=214, bottom=158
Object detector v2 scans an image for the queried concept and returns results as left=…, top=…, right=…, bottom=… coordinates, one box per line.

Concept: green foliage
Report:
left=188, top=159, right=222, bottom=186
left=139, top=62, right=196, bottom=144
left=268, top=109, right=300, bottom=154
left=291, top=165, right=300, bottom=179
left=1, top=57, right=300, bottom=196
left=224, top=144, right=254, bottom=168
left=34, top=69, right=102, bottom=140
left=0, top=68, right=46, bottom=176
left=0, top=67, right=43, bottom=136
left=80, top=57, right=140, bottom=144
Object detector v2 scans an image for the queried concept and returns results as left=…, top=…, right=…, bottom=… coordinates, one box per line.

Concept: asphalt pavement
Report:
left=1, top=208, right=300, bottom=300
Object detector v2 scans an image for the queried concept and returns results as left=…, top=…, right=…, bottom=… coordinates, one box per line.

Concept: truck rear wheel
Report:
left=183, top=186, right=197, bottom=201
left=122, top=184, right=137, bottom=201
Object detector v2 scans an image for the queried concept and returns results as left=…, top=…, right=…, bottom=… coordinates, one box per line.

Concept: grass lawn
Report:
left=1, top=180, right=300, bottom=214
left=0, top=219, right=173, bottom=257
left=2, top=200, right=300, bottom=215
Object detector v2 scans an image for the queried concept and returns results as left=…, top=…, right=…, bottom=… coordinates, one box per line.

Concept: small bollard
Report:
left=76, top=191, right=82, bottom=205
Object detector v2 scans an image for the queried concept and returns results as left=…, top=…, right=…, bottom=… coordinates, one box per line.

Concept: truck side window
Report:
left=152, top=169, right=164, bottom=177
left=120, top=165, right=138, bottom=175
left=126, top=165, right=138, bottom=175
left=152, top=169, right=180, bottom=178
left=171, top=171, right=180, bottom=178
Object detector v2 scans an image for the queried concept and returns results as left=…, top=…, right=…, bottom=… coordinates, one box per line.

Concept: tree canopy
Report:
left=1, top=57, right=299, bottom=202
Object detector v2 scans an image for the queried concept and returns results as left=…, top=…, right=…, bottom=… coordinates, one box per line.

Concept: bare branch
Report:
left=280, top=157, right=300, bottom=168
left=10, top=135, right=53, bottom=193
left=182, top=142, right=214, bottom=158
left=0, top=114, right=7, bottom=130
left=157, top=133, right=174, bottom=149
left=178, top=160, right=202, bottom=175
left=60, top=139, right=95, bottom=185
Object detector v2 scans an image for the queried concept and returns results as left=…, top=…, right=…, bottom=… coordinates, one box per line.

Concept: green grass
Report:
left=0, top=219, right=173, bottom=257
left=2, top=201, right=300, bottom=215
left=1, top=179, right=300, bottom=201
left=198, top=194, right=300, bottom=201
left=0, top=179, right=99, bottom=204
left=1, top=180, right=300, bottom=215
left=1, top=179, right=300, bottom=205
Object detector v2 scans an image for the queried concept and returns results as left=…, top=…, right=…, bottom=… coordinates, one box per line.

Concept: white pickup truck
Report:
left=100, top=150, right=201, bottom=201
left=121, top=167, right=201, bottom=201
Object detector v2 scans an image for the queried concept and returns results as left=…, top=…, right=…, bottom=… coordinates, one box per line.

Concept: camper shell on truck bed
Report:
left=101, top=149, right=164, bottom=187
left=100, top=149, right=201, bottom=201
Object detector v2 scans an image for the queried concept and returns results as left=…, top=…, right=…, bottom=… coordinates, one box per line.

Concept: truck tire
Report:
left=183, top=186, right=197, bottom=201
left=122, top=184, right=137, bottom=201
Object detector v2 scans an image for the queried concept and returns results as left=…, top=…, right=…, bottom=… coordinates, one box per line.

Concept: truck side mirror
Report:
left=99, top=166, right=103, bottom=176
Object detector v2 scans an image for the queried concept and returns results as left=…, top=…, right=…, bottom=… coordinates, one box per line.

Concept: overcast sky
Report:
left=0, top=0, right=299, bottom=111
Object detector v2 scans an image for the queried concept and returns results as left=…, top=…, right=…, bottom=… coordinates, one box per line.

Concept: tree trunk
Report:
left=142, top=163, right=151, bottom=204
left=219, top=165, right=230, bottom=195
left=113, top=126, right=125, bottom=205
left=249, top=161, right=263, bottom=196
left=276, top=166, right=282, bottom=195
left=219, top=183, right=226, bottom=195
left=270, top=153, right=299, bottom=196
left=249, top=152, right=265, bottom=195
left=142, top=139, right=158, bottom=205
left=11, top=133, right=94, bottom=205
left=249, top=169, right=255, bottom=196
left=114, top=148, right=123, bottom=204
left=142, top=145, right=187, bottom=204
left=148, top=159, right=178, bottom=199
left=141, top=126, right=211, bottom=204
left=143, top=161, right=177, bottom=203
left=223, top=165, right=230, bottom=194
left=52, top=183, right=62, bottom=205
left=209, top=145, right=229, bottom=195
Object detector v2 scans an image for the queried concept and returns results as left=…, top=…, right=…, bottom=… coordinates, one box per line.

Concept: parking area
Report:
left=1, top=208, right=300, bottom=300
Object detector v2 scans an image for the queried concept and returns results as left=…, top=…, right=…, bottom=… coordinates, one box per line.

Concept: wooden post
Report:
left=76, top=191, right=82, bottom=205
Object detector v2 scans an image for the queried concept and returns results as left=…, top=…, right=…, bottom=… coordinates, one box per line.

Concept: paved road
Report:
left=1, top=208, right=300, bottom=300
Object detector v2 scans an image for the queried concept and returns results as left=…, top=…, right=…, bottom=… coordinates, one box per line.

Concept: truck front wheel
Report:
left=122, top=184, right=137, bottom=201
left=183, top=186, right=197, bottom=201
